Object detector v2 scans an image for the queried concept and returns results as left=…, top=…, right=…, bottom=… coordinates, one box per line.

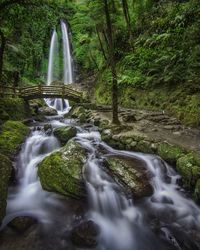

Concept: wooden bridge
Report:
left=0, top=85, right=84, bottom=102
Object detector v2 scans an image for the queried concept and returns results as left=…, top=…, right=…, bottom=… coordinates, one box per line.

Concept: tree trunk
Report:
left=103, top=0, right=120, bottom=124
left=96, top=26, right=107, bottom=61
left=0, top=30, right=6, bottom=84
left=122, top=0, right=133, bottom=42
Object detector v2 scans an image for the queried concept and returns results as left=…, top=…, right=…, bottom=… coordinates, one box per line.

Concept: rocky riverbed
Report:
left=1, top=101, right=200, bottom=250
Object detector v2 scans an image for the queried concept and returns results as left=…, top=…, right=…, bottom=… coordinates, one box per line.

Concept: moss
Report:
left=176, top=153, right=200, bottom=189
left=54, top=126, right=77, bottom=146
left=38, top=140, right=86, bottom=199
left=0, top=98, right=30, bottom=121
left=135, top=140, right=154, bottom=154
left=0, top=120, right=29, bottom=158
left=0, top=154, right=12, bottom=224
left=194, top=179, right=200, bottom=202
left=157, top=142, right=185, bottom=165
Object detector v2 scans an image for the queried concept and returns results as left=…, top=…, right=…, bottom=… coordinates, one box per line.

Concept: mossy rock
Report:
left=8, top=216, right=37, bottom=232
left=135, top=140, right=154, bottom=154
left=0, top=109, right=9, bottom=124
left=194, top=179, right=200, bottom=202
left=70, top=106, right=85, bottom=118
left=0, top=98, right=30, bottom=121
left=54, top=126, right=77, bottom=145
left=106, top=156, right=153, bottom=199
left=0, top=120, right=29, bottom=158
left=157, top=142, right=185, bottom=165
left=0, top=154, right=12, bottom=224
left=38, top=140, right=86, bottom=199
left=176, top=153, right=200, bottom=190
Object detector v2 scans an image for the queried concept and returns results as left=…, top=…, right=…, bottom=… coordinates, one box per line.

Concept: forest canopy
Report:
left=0, top=0, right=200, bottom=93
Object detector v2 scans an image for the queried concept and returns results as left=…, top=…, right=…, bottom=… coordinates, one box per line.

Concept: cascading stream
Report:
left=1, top=119, right=200, bottom=250
left=1, top=130, right=61, bottom=229
left=75, top=128, right=200, bottom=250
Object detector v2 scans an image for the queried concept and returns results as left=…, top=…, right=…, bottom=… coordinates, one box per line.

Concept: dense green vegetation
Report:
left=1, top=0, right=200, bottom=125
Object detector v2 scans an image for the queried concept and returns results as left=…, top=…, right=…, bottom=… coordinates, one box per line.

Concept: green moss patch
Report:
left=38, top=140, right=86, bottom=199
left=177, top=153, right=200, bottom=189
left=0, top=98, right=29, bottom=121
left=54, top=126, right=77, bottom=146
left=0, top=154, right=12, bottom=224
left=157, top=142, right=185, bottom=165
left=0, top=120, right=29, bottom=158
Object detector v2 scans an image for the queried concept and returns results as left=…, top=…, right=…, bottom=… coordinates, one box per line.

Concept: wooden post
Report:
left=39, top=84, right=42, bottom=96
left=13, top=86, right=16, bottom=98
left=0, top=84, right=3, bottom=97
left=62, top=85, right=64, bottom=99
left=18, top=87, right=21, bottom=97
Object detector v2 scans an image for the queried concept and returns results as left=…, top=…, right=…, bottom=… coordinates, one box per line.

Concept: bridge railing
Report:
left=0, top=85, right=83, bottom=101
left=0, top=86, right=19, bottom=97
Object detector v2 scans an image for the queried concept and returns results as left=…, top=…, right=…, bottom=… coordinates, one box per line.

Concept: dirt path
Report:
left=90, top=106, right=200, bottom=153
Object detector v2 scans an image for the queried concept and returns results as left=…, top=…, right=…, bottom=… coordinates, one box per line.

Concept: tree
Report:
left=103, top=0, right=120, bottom=124
left=0, top=30, right=6, bottom=82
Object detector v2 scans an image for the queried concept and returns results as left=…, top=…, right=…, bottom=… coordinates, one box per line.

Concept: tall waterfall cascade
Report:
left=45, top=21, right=73, bottom=114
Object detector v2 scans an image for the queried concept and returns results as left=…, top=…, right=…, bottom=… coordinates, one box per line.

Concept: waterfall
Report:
left=45, top=21, right=73, bottom=114
left=61, top=20, right=73, bottom=84
left=47, top=29, right=59, bottom=85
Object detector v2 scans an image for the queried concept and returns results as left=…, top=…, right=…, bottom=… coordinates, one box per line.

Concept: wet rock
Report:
left=0, top=154, right=12, bottom=224
left=38, top=140, right=87, bottom=199
left=44, top=124, right=53, bottom=135
left=106, top=156, right=153, bottom=199
left=38, top=107, right=57, bottom=116
left=54, top=126, right=77, bottom=145
left=93, top=117, right=100, bottom=126
left=22, top=118, right=34, bottom=126
left=8, top=216, right=37, bottom=232
left=122, top=114, right=136, bottom=123
left=0, top=120, right=29, bottom=158
left=70, top=220, right=100, bottom=248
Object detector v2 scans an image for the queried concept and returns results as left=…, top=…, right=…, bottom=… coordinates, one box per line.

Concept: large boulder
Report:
left=105, top=156, right=153, bottom=199
left=38, top=140, right=86, bottom=199
left=70, top=220, right=100, bottom=248
left=67, top=106, right=89, bottom=123
left=0, top=120, right=29, bottom=158
left=54, top=126, right=77, bottom=145
left=0, top=154, right=12, bottom=224
left=38, top=106, right=57, bottom=116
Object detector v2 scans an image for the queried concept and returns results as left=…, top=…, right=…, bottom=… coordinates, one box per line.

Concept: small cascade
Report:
left=75, top=128, right=200, bottom=250
left=45, top=21, right=73, bottom=114
left=1, top=117, right=200, bottom=249
left=1, top=130, right=61, bottom=228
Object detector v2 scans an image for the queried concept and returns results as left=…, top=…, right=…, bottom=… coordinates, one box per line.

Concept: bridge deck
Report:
left=0, top=85, right=83, bottom=102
